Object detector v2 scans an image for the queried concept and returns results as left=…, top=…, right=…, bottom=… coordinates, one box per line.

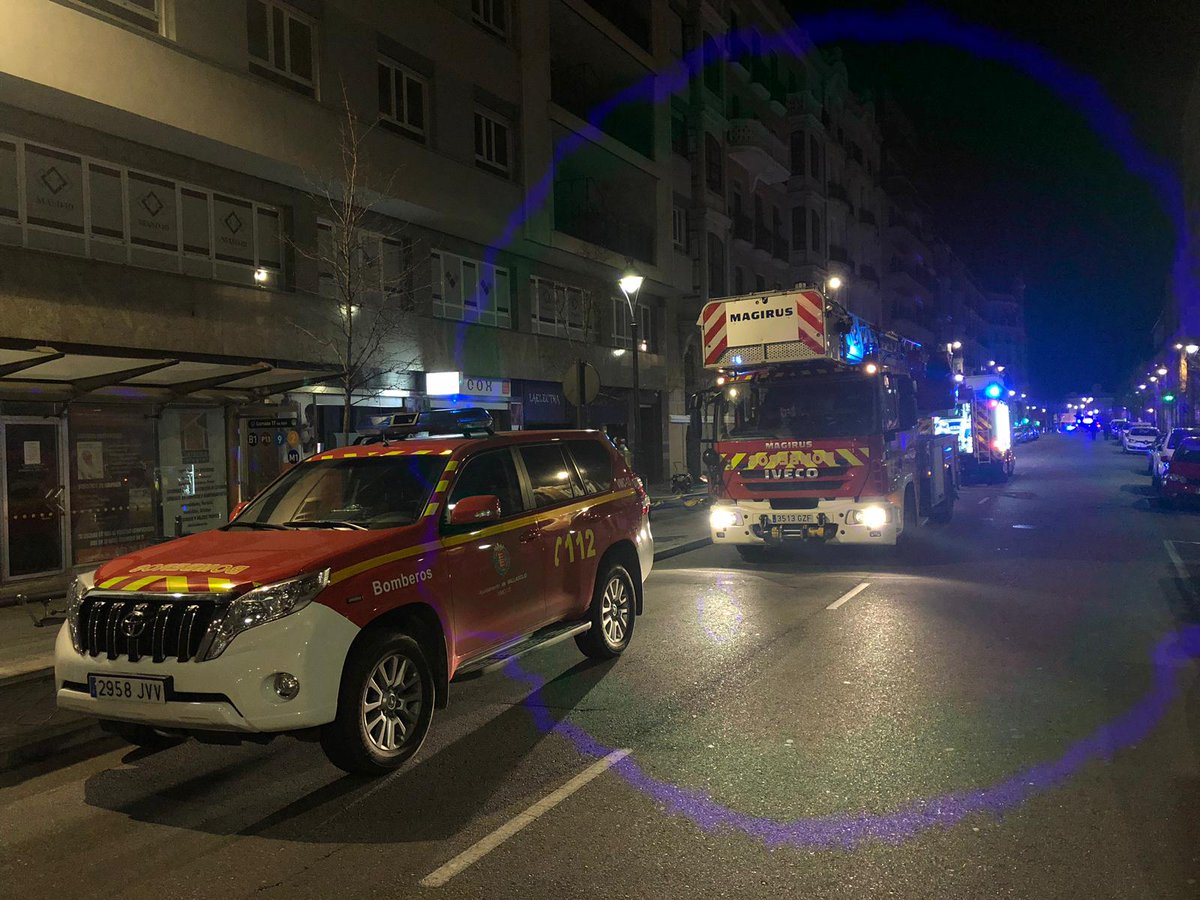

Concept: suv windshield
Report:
left=724, top=375, right=879, bottom=440
left=231, top=455, right=447, bottom=530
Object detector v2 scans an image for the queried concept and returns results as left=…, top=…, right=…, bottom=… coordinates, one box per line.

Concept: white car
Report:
left=1149, top=427, right=1200, bottom=486
left=1122, top=425, right=1160, bottom=453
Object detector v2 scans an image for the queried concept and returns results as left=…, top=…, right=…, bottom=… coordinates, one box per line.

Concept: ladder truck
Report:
left=695, top=288, right=958, bottom=560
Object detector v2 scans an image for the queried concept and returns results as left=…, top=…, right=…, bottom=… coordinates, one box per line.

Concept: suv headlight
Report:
left=204, top=569, right=330, bottom=660
left=66, top=571, right=96, bottom=654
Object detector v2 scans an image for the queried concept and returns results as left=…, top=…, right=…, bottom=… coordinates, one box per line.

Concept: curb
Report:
left=0, top=666, right=54, bottom=690
left=653, top=537, right=712, bottom=561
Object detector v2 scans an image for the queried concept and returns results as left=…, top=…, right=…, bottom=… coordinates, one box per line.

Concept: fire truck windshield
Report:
left=230, top=455, right=447, bottom=530
left=724, top=375, right=879, bottom=440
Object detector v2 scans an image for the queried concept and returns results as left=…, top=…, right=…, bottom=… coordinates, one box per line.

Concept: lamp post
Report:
left=618, top=271, right=644, bottom=470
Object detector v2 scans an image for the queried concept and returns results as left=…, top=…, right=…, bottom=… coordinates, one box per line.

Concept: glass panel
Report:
left=568, top=440, right=613, bottom=495
left=180, top=188, right=210, bottom=256
left=406, top=77, right=425, bottom=130
left=247, top=0, right=269, bottom=60
left=159, top=408, right=229, bottom=535
left=0, top=140, right=17, bottom=219
left=213, top=195, right=254, bottom=264
left=89, top=164, right=125, bottom=240
left=127, top=172, right=178, bottom=251
left=474, top=114, right=485, bottom=158
left=272, top=6, right=286, bottom=70
left=5, top=422, right=64, bottom=576
left=256, top=207, right=281, bottom=268
left=519, top=445, right=583, bottom=508
left=25, top=145, right=84, bottom=234
left=68, top=407, right=159, bottom=566
left=288, top=17, right=313, bottom=81
left=378, top=64, right=393, bottom=116
left=447, top=449, right=523, bottom=518
left=492, top=121, right=509, bottom=168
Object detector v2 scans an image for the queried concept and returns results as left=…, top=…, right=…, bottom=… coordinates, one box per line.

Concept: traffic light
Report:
left=1163, top=393, right=1176, bottom=403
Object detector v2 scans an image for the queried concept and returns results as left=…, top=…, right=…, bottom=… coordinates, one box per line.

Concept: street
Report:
left=2, top=433, right=1198, bottom=899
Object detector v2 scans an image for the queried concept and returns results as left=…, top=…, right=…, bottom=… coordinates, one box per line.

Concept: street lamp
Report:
left=1187, top=344, right=1199, bottom=355
left=1157, top=366, right=1169, bottom=376
left=827, top=275, right=843, bottom=292
left=618, top=271, right=644, bottom=468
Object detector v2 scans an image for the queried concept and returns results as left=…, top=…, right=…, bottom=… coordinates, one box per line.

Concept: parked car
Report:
left=1122, top=424, right=1160, bottom=453
left=1106, top=418, right=1129, bottom=441
left=1149, top=427, right=1200, bottom=487
left=56, top=419, right=654, bottom=775
left=1159, top=438, right=1200, bottom=507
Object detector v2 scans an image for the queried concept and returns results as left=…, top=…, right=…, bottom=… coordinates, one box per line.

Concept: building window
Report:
left=612, top=299, right=657, bottom=352
left=791, top=206, right=806, bottom=251
left=317, top=222, right=411, bottom=303
left=531, top=276, right=591, bottom=338
left=247, top=0, right=317, bottom=98
left=378, top=60, right=426, bottom=139
left=790, top=131, right=805, bottom=173
left=670, top=105, right=688, bottom=157
left=707, top=233, right=725, bottom=295
left=432, top=249, right=511, bottom=328
left=734, top=266, right=744, bottom=294
left=810, top=210, right=822, bottom=252
left=471, top=0, right=506, bottom=37
left=704, top=133, right=722, bottom=193
left=672, top=206, right=686, bottom=250
left=474, top=110, right=511, bottom=175
left=809, top=134, right=820, bottom=179
left=72, top=0, right=162, bottom=33
left=2, top=134, right=284, bottom=286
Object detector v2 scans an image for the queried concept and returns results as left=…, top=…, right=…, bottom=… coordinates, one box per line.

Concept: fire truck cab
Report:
left=696, top=288, right=958, bottom=556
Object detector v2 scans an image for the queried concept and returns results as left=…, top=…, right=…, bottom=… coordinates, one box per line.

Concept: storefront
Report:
left=426, top=371, right=520, bottom=431
left=0, top=345, right=336, bottom=586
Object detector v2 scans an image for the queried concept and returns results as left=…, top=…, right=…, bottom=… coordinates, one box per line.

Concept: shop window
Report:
left=69, top=406, right=160, bottom=565
left=159, top=408, right=230, bottom=535
left=432, top=249, right=512, bottom=328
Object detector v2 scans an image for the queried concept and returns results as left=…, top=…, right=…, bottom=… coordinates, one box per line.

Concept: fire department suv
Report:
left=55, top=422, right=653, bottom=775
left=696, top=288, right=958, bottom=557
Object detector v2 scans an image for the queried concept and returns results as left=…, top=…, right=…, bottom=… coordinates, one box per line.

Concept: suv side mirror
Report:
left=448, top=494, right=502, bottom=526
left=229, top=500, right=249, bottom=522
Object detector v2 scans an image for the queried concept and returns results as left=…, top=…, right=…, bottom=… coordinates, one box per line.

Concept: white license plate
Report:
left=88, top=674, right=166, bottom=704
left=769, top=513, right=816, bottom=523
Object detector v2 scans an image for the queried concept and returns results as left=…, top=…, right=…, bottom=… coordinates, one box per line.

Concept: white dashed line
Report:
left=978, top=496, right=992, bottom=505
left=420, top=749, right=631, bottom=887
left=826, top=581, right=871, bottom=611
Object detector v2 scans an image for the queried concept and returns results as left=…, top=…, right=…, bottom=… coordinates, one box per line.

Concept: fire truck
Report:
left=695, top=288, right=958, bottom=558
left=952, top=375, right=1016, bottom=483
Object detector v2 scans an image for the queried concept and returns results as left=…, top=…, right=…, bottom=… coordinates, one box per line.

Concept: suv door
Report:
left=515, top=442, right=595, bottom=623
left=442, top=448, right=545, bottom=663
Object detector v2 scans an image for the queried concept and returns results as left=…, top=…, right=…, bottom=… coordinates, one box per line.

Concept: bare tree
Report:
left=291, top=91, right=423, bottom=438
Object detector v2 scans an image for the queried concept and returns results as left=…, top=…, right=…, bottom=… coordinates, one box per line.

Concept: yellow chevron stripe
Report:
left=435, top=480, right=449, bottom=492
left=422, top=502, right=440, bottom=519
left=331, top=488, right=637, bottom=585
left=98, top=576, right=129, bottom=589
left=208, top=578, right=236, bottom=592
left=121, top=576, right=163, bottom=592
left=444, top=460, right=459, bottom=471
left=837, top=449, right=863, bottom=466
left=165, top=576, right=189, bottom=594
left=730, top=453, right=746, bottom=469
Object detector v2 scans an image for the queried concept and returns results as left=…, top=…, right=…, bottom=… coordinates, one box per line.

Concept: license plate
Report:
left=769, top=513, right=816, bottom=523
left=88, top=674, right=167, bottom=704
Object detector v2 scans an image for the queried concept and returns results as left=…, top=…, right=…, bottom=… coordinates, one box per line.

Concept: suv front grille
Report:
left=79, top=593, right=226, bottom=663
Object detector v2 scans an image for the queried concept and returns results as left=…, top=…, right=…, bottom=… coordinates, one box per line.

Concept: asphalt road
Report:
left=2, top=432, right=1198, bottom=899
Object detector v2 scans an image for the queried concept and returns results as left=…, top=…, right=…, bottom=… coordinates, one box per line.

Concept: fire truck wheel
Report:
left=576, top=563, right=636, bottom=660
left=321, top=631, right=435, bottom=776
left=99, top=719, right=184, bottom=750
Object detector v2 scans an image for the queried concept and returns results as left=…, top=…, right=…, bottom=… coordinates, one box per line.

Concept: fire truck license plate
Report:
left=88, top=674, right=166, bottom=704
left=768, top=513, right=816, bottom=524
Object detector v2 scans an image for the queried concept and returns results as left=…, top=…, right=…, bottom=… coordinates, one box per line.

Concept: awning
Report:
left=0, top=341, right=340, bottom=404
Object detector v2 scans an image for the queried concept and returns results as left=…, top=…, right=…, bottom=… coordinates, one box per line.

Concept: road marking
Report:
left=1165, top=539, right=1191, bottom=581
left=977, top=496, right=992, bottom=505
left=420, top=749, right=631, bottom=888
left=826, top=581, right=871, bottom=611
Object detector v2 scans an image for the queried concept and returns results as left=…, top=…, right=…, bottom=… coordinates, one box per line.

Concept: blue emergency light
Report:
left=984, top=382, right=1003, bottom=400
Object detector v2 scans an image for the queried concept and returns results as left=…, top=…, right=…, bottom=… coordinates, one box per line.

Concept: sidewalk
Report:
left=0, top=603, right=59, bottom=685
left=649, top=502, right=712, bottom=560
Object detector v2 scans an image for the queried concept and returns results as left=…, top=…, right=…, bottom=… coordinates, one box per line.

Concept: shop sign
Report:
left=463, top=376, right=511, bottom=398
left=426, top=371, right=510, bottom=398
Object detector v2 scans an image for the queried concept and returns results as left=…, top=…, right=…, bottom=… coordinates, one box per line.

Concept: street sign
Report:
left=561, top=363, right=599, bottom=406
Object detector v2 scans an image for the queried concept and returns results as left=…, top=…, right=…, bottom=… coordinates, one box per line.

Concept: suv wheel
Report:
left=321, top=631, right=434, bottom=776
left=576, top=562, right=636, bottom=660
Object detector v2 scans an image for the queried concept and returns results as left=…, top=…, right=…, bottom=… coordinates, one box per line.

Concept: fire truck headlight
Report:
left=66, top=570, right=96, bottom=654
left=205, top=568, right=330, bottom=660
left=710, top=507, right=741, bottom=530
left=848, top=506, right=891, bottom=529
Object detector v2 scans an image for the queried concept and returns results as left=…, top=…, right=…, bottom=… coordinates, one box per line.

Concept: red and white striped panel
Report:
left=701, top=301, right=727, bottom=367
left=793, top=289, right=825, bottom=356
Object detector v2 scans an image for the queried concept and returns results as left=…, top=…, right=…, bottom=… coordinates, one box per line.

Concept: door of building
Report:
left=2, top=419, right=67, bottom=580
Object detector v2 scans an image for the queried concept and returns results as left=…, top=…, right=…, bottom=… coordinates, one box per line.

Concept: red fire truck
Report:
left=696, top=288, right=958, bottom=558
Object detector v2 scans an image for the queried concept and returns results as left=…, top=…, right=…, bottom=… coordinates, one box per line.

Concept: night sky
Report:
left=785, top=0, right=1198, bottom=398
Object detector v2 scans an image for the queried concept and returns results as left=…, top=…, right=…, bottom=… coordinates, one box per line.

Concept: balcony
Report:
left=580, top=0, right=651, bottom=52
left=827, top=182, right=851, bottom=206
left=773, top=234, right=789, bottom=261
left=754, top=222, right=772, bottom=257
left=727, top=119, right=789, bottom=186
left=732, top=214, right=753, bottom=245
left=550, top=51, right=654, bottom=159
left=887, top=258, right=936, bottom=293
